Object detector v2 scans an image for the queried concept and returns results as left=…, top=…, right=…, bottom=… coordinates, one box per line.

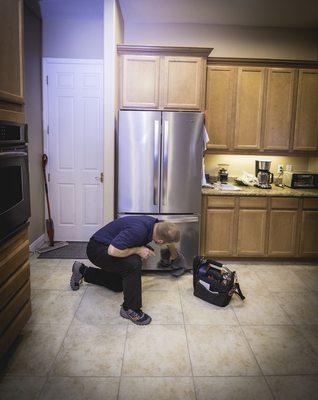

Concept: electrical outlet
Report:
left=277, top=164, right=284, bottom=173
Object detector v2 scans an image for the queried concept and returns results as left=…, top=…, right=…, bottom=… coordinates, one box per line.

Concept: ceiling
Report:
left=119, top=0, right=318, bottom=29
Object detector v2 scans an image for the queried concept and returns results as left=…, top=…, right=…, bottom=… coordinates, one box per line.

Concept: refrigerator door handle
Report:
left=153, top=120, right=160, bottom=205
left=162, top=120, right=169, bottom=205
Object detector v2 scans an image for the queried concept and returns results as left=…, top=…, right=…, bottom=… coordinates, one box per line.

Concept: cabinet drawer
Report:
left=239, top=197, right=267, bottom=208
left=0, top=261, right=30, bottom=309
left=0, top=301, right=31, bottom=359
left=0, top=281, right=30, bottom=335
left=303, top=198, right=318, bottom=210
left=0, top=239, right=29, bottom=285
left=207, top=196, right=236, bottom=208
left=271, top=197, right=299, bottom=209
left=0, top=228, right=28, bottom=261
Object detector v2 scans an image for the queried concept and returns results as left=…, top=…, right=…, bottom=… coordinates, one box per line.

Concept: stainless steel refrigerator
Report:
left=117, top=110, right=204, bottom=270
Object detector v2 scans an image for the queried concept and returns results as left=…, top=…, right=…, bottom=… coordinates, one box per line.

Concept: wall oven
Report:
left=0, top=121, right=30, bottom=242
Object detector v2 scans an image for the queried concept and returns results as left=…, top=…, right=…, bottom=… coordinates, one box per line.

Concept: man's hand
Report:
left=137, top=246, right=155, bottom=259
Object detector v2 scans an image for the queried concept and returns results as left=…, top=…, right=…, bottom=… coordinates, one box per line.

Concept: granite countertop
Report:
left=202, top=184, right=318, bottom=197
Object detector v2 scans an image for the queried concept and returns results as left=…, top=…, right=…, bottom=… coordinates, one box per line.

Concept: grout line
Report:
left=117, top=319, right=129, bottom=400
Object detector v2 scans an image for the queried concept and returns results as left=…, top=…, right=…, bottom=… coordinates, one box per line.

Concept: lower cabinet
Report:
left=202, top=195, right=318, bottom=259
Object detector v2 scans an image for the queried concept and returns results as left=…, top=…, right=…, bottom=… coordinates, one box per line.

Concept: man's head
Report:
left=153, top=221, right=180, bottom=245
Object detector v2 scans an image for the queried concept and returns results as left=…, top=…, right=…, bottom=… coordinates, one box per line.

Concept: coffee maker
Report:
left=255, top=160, right=274, bottom=189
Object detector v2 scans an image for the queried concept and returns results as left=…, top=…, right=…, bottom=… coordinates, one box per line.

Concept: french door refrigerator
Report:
left=117, top=110, right=204, bottom=270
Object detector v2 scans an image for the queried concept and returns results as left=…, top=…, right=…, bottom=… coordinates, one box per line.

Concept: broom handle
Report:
left=42, top=154, right=52, bottom=220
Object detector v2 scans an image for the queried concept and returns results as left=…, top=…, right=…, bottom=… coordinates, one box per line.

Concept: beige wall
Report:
left=24, top=5, right=45, bottom=243
left=205, top=154, right=309, bottom=178
left=308, top=157, right=318, bottom=172
left=124, top=23, right=318, bottom=60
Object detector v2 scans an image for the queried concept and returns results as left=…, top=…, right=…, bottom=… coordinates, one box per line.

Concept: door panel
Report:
left=237, top=209, right=267, bottom=256
left=268, top=210, right=298, bottom=256
left=205, top=209, right=235, bottom=257
left=118, top=110, right=161, bottom=214
left=160, top=112, right=204, bottom=214
left=47, top=60, right=104, bottom=241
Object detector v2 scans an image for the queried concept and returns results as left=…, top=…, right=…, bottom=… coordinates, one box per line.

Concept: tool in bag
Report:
left=192, top=256, right=245, bottom=307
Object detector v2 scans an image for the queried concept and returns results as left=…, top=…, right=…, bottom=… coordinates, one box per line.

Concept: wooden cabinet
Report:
left=0, top=227, right=31, bottom=359
left=234, top=67, right=265, bottom=150
left=118, top=46, right=212, bottom=111
left=293, top=69, right=318, bottom=151
left=268, top=198, right=299, bottom=256
left=0, top=0, right=25, bottom=123
left=205, top=66, right=236, bottom=149
left=121, top=55, right=160, bottom=109
left=202, top=195, right=318, bottom=259
left=263, top=68, right=295, bottom=150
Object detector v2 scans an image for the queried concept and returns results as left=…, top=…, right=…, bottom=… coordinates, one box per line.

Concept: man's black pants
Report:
left=84, top=238, right=142, bottom=311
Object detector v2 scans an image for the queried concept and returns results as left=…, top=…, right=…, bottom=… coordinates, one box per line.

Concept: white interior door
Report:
left=45, top=59, right=104, bottom=241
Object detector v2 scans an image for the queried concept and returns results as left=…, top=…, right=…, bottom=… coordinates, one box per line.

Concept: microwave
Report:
left=283, top=171, right=318, bottom=189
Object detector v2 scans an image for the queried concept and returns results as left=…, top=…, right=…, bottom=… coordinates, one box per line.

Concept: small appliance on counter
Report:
left=255, top=160, right=274, bottom=189
left=217, top=163, right=229, bottom=183
left=283, top=171, right=318, bottom=188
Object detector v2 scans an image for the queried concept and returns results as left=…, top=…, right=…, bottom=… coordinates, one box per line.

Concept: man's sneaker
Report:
left=120, top=306, right=152, bottom=325
left=70, top=261, right=84, bottom=291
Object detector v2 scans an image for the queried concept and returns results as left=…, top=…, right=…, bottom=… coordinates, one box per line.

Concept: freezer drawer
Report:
left=117, top=214, right=200, bottom=271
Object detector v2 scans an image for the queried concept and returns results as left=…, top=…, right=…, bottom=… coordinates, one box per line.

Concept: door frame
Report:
left=42, top=57, right=104, bottom=236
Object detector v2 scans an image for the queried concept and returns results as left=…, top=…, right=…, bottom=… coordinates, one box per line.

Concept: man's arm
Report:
left=108, top=244, right=154, bottom=259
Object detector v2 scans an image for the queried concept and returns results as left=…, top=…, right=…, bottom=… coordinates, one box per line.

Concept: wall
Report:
left=24, top=4, right=45, bottom=244
left=40, top=0, right=104, bottom=59
left=124, top=23, right=318, bottom=60
left=308, top=158, right=318, bottom=172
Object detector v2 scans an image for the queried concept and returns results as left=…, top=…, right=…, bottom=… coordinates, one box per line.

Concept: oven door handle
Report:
left=0, top=151, right=27, bottom=157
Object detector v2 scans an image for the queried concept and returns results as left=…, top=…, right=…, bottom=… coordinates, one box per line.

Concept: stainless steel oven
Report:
left=0, top=121, right=30, bottom=242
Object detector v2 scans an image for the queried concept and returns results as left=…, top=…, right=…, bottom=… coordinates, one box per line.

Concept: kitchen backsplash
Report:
left=204, top=155, right=316, bottom=177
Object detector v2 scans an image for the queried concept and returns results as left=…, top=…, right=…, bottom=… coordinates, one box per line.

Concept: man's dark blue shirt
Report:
left=92, top=216, right=158, bottom=250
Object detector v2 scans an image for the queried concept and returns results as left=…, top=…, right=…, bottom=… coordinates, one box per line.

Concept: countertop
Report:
left=202, top=184, right=318, bottom=197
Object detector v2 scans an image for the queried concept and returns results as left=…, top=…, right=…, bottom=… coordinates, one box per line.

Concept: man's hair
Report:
left=156, top=221, right=180, bottom=243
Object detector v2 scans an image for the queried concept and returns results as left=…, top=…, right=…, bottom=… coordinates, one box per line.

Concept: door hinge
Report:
left=100, top=172, right=104, bottom=183
left=48, top=173, right=50, bottom=182
left=46, top=75, right=48, bottom=85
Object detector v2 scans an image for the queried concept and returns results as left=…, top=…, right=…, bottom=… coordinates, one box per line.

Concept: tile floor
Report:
left=1, top=256, right=318, bottom=400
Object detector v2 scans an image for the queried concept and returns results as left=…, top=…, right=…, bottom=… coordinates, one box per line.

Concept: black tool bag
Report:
left=192, top=256, right=245, bottom=307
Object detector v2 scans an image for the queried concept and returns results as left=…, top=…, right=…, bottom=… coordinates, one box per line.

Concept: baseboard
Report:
left=29, top=234, right=46, bottom=252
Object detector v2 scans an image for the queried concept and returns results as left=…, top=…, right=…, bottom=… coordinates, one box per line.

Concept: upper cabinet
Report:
left=118, top=45, right=212, bottom=111
left=293, top=69, right=318, bottom=151
left=0, top=0, right=24, bottom=123
left=205, top=59, right=318, bottom=154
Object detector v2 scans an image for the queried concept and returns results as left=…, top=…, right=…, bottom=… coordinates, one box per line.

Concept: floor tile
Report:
left=142, top=273, right=179, bottom=291
left=296, top=325, right=318, bottom=355
left=29, top=289, right=83, bottom=325
left=122, top=324, right=191, bottom=376
left=74, top=286, right=127, bottom=326
left=293, top=268, right=318, bottom=291
left=142, top=290, right=183, bottom=324
left=231, top=289, right=292, bottom=325
left=231, top=270, right=265, bottom=291
left=29, top=258, right=61, bottom=268
left=180, top=291, right=238, bottom=325
left=266, top=375, right=318, bottom=400
left=177, top=274, right=193, bottom=294
left=194, top=377, right=273, bottom=400
left=186, top=325, right=261, bottom=376
left=274, top=291, right=318, bottom=324
left=51, top=321, right=127, bottom=376
left=58, top=259, right=94, bottom=268
left=0, top=377, right=46, bottom=400
left=4, top=324, right=68, bottom=376
left=39, top=377, right=119, bottom=400
left=30, top=266, right=80, bottom=291
left=242, top=325, right=318, bottom=375
left=119, top=377, right=195, bottom=400
left=255, top=269, right=308, bottom=293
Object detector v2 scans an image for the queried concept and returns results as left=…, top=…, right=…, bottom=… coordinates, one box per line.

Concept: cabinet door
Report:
left=293, top=69, right=318, bottom=151
left=0, top=0, right=24, bottom=122
left=205, top=66, right=236, bottom=149
left=268, top=210, right=298, bottom=256
left=121, top=55, right=160, bottom=109
left=237, top=209, right=267, bottom=256
left=162, top=56, right=203, bottom=110
left=205, top=209, right=235, bottom=257
left=299, top=210, right=318, bottom=257
left=263, top=68, right=295, bottom=150
left=234, top=67, right=265, bottom=149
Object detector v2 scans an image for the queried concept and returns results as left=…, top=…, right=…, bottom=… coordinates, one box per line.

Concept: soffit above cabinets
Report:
left=119, top=0, right=318, bottom=29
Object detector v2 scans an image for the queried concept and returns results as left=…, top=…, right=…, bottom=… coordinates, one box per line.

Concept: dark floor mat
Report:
left=38, top=242, right=88, bottom=259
